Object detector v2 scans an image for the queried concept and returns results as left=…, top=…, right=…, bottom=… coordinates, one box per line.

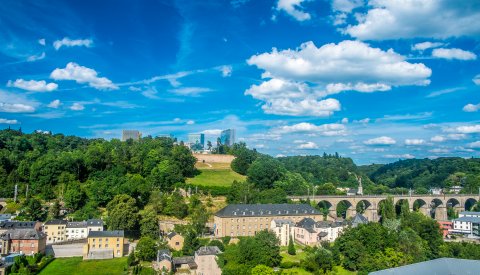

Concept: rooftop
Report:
left=0, top=221, right=38, bottom=229
left=44, top=219, right=68, bottom=225
left=272, top=219, right=295, bottom=227
left=67, top=221, right=87, bottom=228
left=370, top=258, right=480, bottom=275
left=87, top=219, right=104, bottom=226
left=173, top=256, right=197, bottom=269
left=215, top=204, right=321, bottom=218
left=0, top=229, right=46, bottom=240
left=196, top=246, right=222, bottom=256
left=459, top=211, right=480, bottom=215
left=88, top=230, right=124, bottom=238
left=454, top=216, right=480, bottom=223
left=157, top=249, right=172, bottom=262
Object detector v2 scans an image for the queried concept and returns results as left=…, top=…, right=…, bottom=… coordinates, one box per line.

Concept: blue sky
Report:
left=0, top=0, right=479, bottom=164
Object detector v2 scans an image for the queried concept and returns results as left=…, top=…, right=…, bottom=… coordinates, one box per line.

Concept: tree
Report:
left=246, top=157, right=286, bottom=190
left=182, top=229, right=200, bottom=255
left=171, top=145, right=197, bottom=177
left=140, top=207, right=159, bottom=239
left=64, top=183, right=87, bottom=210
left=287, top=236, right=296, bottom=255
left=164, top=191, right=188, bottom=219
left=136, top=237, right=158, bottom=261
left=22, top=198, right=45, bottom=221
left=251, top=230, right=281, bottom=267
left=230, top=143, right=257, bottom=175
left=48, top=200, right=61, bottom=220
left=127, top=249, right=137, bottom=266
left=208, top=239, right=225, bottom=251
left=379, top=196, right=395, bottom=222
left=148, top=160, right=183, bottom=192
left=251, top=265, right=274, bottom=275
left=106, top=194, right=140, bottom=231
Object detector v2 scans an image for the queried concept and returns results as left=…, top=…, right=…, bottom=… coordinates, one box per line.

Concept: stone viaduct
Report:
left=0, top=198, right=7, bottom=211
left=288, top=194, right=480, bottom=222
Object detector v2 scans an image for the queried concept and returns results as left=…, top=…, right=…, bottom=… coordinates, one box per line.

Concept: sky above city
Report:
left=1, top=0, right=480, bottom=164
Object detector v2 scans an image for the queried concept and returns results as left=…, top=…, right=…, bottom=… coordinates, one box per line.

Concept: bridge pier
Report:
left=434, top=206, right=448, bottom=221
left=346, top=208, right=356, bottom=219
left=364, top=208, right=378, bottom=222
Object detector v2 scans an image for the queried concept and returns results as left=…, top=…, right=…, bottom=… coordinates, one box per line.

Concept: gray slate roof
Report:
left=454, top=216, right=480, bottom=223
left=173, top=256, right=197, bottom=269
left=460, top=211, right=480, bottom=215
left=88, top=230, right=124, bottom=238
left=370, top=258, right=480, bottom=275
left=0, top=229, right=46, bottom=240
left=167, top=232, right=178, bottom=239
left=0, top=214, right=12, bottom=221
left=0, top=221, right=38, bottom=229
left=351, top=213, right=368, bottom=227
left=67, top=221, right=87, bottom=228
left=157, top=249, right=172, bottom=262
left=215, top=204, right=321, bottom=218
left=272, top=219, right=295, bottom=227
left=44, top=219, right=68, bottom=225
left=196, top=246, right=221, bottom=256
left=87, top=219, right=104, bottom=226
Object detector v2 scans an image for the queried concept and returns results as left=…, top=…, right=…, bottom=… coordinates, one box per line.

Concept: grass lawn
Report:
left=186, top=168, right=246, bottom=187
left=39, top=257, right=127, bottom=275
left=281, top=250, right=307, bottom=263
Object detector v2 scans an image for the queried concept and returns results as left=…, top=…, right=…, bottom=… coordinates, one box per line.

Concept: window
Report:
left=105, top=244, right=109, bottom=248
left=116, top=244, right=120, bottom=247
left=92, top=245, right=95, bottom=248
left=117, top=238, right=119, bottom=242
left=117, top=250, right=120, bottom=256
left=99, top=244, right=102, bottom=248
left=175, top=242, right=180, bottom=245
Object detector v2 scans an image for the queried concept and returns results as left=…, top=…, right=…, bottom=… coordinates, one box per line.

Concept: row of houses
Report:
left=440, top=211, right=480, bottom=238
left=43, top=219, right=104, bottom=244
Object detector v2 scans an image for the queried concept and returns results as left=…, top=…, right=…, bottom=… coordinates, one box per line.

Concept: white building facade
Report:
left=66, top=219, right=104, bottom=241
left=452, top=212, right=480, bottom=237
left=270, top=219, right=295, bottom=246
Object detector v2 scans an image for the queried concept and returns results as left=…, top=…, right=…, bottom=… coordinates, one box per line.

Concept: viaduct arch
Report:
left=288, top=194, right=479, bottom=222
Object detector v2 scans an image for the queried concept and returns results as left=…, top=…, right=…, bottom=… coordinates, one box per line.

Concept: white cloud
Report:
left=38, top=38, right=46, bottom=46
left=384, top=154, right=415, bottom=159
left=463, top=103, right=480, bottom=112
left=70, top=103, right=85, bottom=111
left=447, top=134, right=466, bottom=140
left=169, top=87, right=213, bottom=96
left=343, top=1, right=480, bottom=40
left=364, top=136, right=396, bottom=145
left=202, top=129, right=222, bottom=135
left=450, top=125, right=480, bottom=134
left=432, top=48, right=477, bottom=61
left=469, top=141, right=480, bottom=149
left=426, top=87, right=465, bottom=98
left=275, top=122, right=346, bottom=136
left=53, top=37, right=93, bottom=50
left=325, top=82, right=391, bottom=94
left=341, top=118, right=348, bottom=124
left=332, top=0, right=363, bottom=13
left=411, top=42, right=444, bottom=51
left=405, top=139, right=425, bottom=145
left=7, top=79, right=58, bottom=92
left=474, top=75, right=480, bottom=85
left=354, top=118, right=370, bottom=124
left=247, top=40, right=431, bottom=89
left=429, top=148, right=450, bottom=154
left=0, top=118, right=19, bottom=124
left=50, top=62, right=118, bottom=90
left=431, top=135, right=446, bottom=142
left=186, top=120, right=195, bottom=125
left=276, top=0, right=311, bottom=21
left=47, top=99, right=61, bottom=109
left=220, top=65, right=232, bottom=77
left=0, top=103, right=35, bottom=113
left=297, top=141, right=318, bottom=149
left=27, top=52, right=46, bottom=62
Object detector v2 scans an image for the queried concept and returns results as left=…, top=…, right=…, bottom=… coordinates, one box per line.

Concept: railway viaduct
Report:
left=288, top=194, right=480, bottom=222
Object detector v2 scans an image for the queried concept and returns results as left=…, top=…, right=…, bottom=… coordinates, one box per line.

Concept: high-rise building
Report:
left=122, top=130, right=141, bottom=141
left=220, top=129, right=236, bottom=146
left=188, top=133, right=205, bottom=148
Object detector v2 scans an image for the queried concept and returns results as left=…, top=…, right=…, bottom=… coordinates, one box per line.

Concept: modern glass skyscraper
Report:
left=220, top=129, right=236, bottom=146
left=188, top=133, right=205, bottom=148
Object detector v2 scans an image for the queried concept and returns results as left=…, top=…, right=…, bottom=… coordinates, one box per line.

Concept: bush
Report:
left=280, top=261, right=299, bottom=268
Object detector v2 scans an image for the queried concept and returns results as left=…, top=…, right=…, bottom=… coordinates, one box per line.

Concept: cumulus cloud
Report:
left=463, top=103, right=480, bottom=112
left=247, top=40, right=431, bottom=89
left=432, top=48, right=477, bottom=60
left=7, top=79, right=58, bottom=92
left=431, top=135, right=446, bottom=142
left=202, top=129, right=222, bottom=135
left=384, top=154, right=415, bottom=159
left=411, top=41, right=444, bottom=51
left=450, top=125, right=480, bottom=134
left=341, top=118, right=348, bottom=124
left=53, top=37, right=93, bottom=50
left=405, top=139, right=425, bottom=145
left=342, top=1, right=480, bottom=40
left=275, top=122, right=347, bottom=136
left=50, top=62, right=118, bottom=90
left=364, top=136, right=396, bottom=145
left=186, top=120, right=195, bottom=125
left=0, top=118, right=19, bottom=124
left=70, top=103, right=85, bottom=111
left=276, top=0, right=311, bottom=21
left=472, top=75, right=480, bottom=85
left=297, top=141, right=318, bottom=149
left=0, top=103, right=35, bottom=113
left=38, top=38, right=46, bottom=46
left=47, top=99, right=61, bottom=109
left=353, top=118, right=370, bottom=124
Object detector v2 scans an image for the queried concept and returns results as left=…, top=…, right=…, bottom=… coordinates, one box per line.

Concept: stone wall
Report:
left=193, top=154, right=235, bottom=163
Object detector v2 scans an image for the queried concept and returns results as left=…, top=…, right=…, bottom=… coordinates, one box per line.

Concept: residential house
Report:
left=293, top=218, right=347, bottom=246
left=214, top=204, right=322, bottom=238
left=270, top=219, right=295, bottom=246
left=0, top=221, right=41, bottom=235
left=430, top=188, right=443, bottom=195
left=0, top=229, right=47, bottom=255
left=66, top=219, right=104, bottom=240
left=83, top=230, right=125, bottom=260
left=195, top=246, right=222, bottom=275
left=451, top=216, right=480, bottom=236
left=438, top=221, right=453, bottom=238
left=351, top=213, right=369, bottom=228
left=43, top=219, right=67, bottom=244
left=166, top=232, right=184, bottom=251
left=449, top=186, right=463, bottom=194
left=153, top=249, right=172, bottom=274
left=173, top=256, right=197, bottom=274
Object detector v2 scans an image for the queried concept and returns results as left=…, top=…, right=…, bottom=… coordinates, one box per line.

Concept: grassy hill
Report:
left=39, top=257, right=129, bottom=275
left=186, top=162, right=246, bottom=187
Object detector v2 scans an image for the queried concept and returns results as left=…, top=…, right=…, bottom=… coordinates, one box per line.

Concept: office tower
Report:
left=220, top=129, right=236, bottom=146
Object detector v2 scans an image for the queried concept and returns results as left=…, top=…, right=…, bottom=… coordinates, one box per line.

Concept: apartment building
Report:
left=214, top=204, right=322, bottom=237
left=66, top=219, right=104, bottom=240
left=43, top=220, right=67, bottom=244
left=83, top=230, right=125, bottom=259
left=0, top=229, right=47, bottom=255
